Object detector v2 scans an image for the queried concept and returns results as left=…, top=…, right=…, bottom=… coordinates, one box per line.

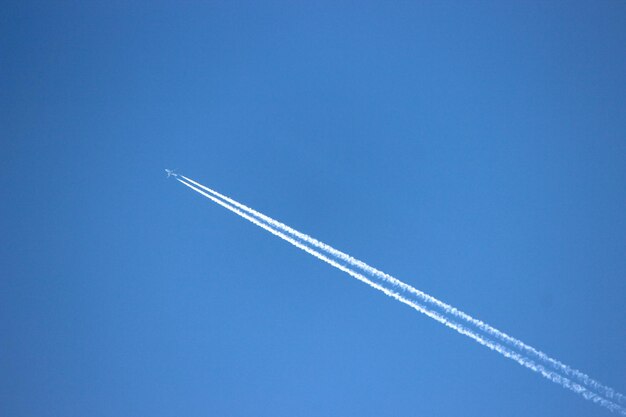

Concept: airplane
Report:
left=165, top=169, right=178, bottom=178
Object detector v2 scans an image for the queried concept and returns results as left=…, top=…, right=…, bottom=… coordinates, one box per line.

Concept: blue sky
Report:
left=2, top=2, right=625, bottom=416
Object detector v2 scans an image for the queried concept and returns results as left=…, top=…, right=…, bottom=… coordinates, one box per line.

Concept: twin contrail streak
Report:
left=174, top=174, right=625, bottom=414
left=179, top=175, right=625, bottom=408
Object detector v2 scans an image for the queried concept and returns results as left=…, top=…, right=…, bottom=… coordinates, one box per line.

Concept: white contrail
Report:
left=179, top=174, right=626, bottom=407
left=175, top=176, right=625, bottom=414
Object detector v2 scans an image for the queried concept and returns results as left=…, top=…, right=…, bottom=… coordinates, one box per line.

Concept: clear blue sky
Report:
left=2, top=2, right=625, bottom=416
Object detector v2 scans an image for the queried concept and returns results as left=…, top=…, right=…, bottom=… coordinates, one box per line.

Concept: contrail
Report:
left=174, top=175, right=625, bottom=414
left=179, top=174, right=626, bottom=407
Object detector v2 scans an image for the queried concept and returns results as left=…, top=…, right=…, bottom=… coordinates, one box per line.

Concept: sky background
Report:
left=2, top=1, right=625, bottom=416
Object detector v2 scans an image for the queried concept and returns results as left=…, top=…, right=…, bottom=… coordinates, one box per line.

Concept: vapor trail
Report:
left=179, top=174, right=625, bottom=407
left=175, top=176, right=625, bottom=414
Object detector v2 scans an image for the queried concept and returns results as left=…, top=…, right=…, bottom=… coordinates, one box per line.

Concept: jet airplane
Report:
left=165, top=169, right=178, bottom=178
